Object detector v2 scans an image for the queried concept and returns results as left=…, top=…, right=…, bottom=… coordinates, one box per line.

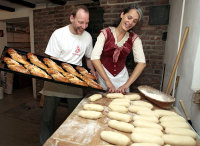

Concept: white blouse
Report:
left=91, top=27, right=146, bottom=63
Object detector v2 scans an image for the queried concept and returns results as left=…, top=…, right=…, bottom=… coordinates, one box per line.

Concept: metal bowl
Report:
left=138, top=85, right=175, bottom=109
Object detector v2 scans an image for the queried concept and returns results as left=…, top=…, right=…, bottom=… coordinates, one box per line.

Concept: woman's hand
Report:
left=106, top=80, right=116, bottom=93
left=117, top=84, right=129, bottom=94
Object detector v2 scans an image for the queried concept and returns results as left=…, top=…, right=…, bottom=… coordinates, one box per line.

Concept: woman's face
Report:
left=120, top=9, right=139, bottom=31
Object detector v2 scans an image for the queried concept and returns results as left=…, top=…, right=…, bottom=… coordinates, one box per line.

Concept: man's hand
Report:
left=90, top=69, right=98, bottom=79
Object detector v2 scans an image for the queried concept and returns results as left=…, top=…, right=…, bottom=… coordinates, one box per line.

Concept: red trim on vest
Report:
left=100, top=27, right=138, bottom=76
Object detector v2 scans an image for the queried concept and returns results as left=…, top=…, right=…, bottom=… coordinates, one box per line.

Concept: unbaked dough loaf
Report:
left=133, top=101, right=153, bottom=109
left=160, top=115, right=186, bottom=122
left=154, top=109, right=178, bottom=117
left=129, top=105, right=151, bottom=113
left=132, top=127, right=163, bottom=137
left=83, top=103, right=104, bottom=112
left=163, top=134, right=196, bottom=146
left=106, top=93, right=124, bottom=98
left=165, top=127, right=196, bottom=138
left=133, top=115, right=159, bottom=123
left=108, top=111, right=132, bottom=122
left=100, top=131, right=130, bottom=146
left=124, top=93, right=141, bottom=100
left=112, top=98, right=130, bottom=102
left=137, top=110, right=159, bottom=118
left=78, top=110, right=102, bottom=119
left=130, top=143, right=160, bottom=146
left=161, top=121, right=190, bottom=129
left=88, top=94, right=102, bottom=101
left=109, top=101, right=130, bottom=107
left=131, top=132, right=164, bottom=145
left=108, top=120, right=134, bottom=133
left=133, top=120, right=163, bottom=130
left=108, top=104, right=128, bottom=113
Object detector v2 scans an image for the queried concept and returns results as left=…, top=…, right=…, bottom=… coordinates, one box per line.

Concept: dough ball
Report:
left=88, top=94, right=102, bottom=101
left=106, top=93, right=124, bottom=98
left=133, top=115, right=159, bottom=123
left=133, top=120, right=163, bottom=130
left=112, top=98, right=130, bottom=102
left=108, top=120, right=134, bottom=133
left=160, top=115, right=186, bottom=122
left=131, top=132, right=164, bottom=145
left=83, top=103, right=104, bottom=112
left=109, top=101, right=130, bottom=108
left=132, top=127, right=163, bottom=137
left=78, top=110, right=102, bottom=119
left=165, top=127, right=196, bottom=138
left=108, top=111, right=132, bottom=123
left=154, top=109, right=178, bottom=117
left=100, top=131, right=130, bottom=146
left=163, top=134, right=196, bottom=146
left=108, top=104, right=128, bottom=113
left=137, top=110, right=159, bottom=118
left=161, top=121, right=190, bottom=129
left=129, top=105, right=151, bottom=113
left=133, top=101, right=153, bottom=109
left=124, top=93, right=141, bottom=101
left=130, top=143, right=160, bottom=146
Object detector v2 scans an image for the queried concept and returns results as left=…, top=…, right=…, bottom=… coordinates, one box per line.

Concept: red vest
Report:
left=100, top=27, right=138, bottom=76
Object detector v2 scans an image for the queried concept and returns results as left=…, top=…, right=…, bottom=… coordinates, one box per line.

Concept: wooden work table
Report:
left=44, top=93, right=200, bottom=146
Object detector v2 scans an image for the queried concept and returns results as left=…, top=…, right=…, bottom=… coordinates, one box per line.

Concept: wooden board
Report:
left=44, top=93, right=200, bottom=146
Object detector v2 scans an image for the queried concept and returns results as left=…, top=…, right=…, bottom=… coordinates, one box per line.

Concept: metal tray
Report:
left=138, top=85, right=175, bottom=109
left=0, top=46, right=105, bottom=92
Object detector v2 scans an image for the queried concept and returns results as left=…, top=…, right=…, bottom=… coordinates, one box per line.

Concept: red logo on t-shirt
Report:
left=75, top=46, right=80, bottom=53
left=73, top=46, right=81, bottom=56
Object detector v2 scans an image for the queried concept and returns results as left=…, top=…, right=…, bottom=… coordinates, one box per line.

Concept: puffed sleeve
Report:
left=91, top=32, right=106, bottom=60
left=132, top=37, right=146, bottom=63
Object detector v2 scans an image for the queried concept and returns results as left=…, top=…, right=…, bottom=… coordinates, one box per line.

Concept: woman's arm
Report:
left=117, top=62, right=146, bottom=93
left=92, top=59, right=116, bottom=92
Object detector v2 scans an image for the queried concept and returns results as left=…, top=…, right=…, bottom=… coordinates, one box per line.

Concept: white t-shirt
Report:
left=45, top=25, right=93, bottom=66
left=40, top=25, right=93, bottom=98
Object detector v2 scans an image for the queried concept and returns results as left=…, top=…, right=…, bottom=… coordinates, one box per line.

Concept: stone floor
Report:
left=0, top=86, right=68, bottom=146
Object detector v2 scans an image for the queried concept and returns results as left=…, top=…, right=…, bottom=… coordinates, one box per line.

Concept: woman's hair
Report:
left=113, top=3, right=143, bottom=27
left=123, top=3, right=143, bottom=21
left=71, top=5, right=89, bottom=17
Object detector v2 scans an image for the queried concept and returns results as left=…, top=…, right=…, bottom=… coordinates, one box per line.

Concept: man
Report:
left=39, top=5, right=95, bottom=145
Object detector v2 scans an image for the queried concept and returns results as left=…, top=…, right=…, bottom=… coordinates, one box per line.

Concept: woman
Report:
left=91, top=4, right=146, bottom=94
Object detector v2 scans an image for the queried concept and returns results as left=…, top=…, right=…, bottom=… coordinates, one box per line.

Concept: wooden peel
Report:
left=179, top=100, right=192, bottom=126
left=165, top=27, right=189, bottom=94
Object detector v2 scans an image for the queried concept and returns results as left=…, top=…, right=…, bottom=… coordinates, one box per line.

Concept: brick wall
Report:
left=34, top=0, right=169, bottom=96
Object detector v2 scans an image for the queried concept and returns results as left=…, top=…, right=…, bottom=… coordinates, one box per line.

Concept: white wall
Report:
left=163, top=0, right=200, bottom=134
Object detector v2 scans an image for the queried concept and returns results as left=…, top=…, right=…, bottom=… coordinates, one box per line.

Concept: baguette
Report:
left=43, top=58, right=65, bottom=74
left=27, top=53, right=48, bottom=70
left=46, top=68, right=70, bottom=83
left=3, top=57, right=30, bottom=74
left=76, top=66, right=96, bottom=80
left=81, top=76, right=103, bottom=89
left=24, top=64, right=51, bottom=79
left=62, top=72, right=88, bottom=87
left=7, top=48, right=30, bottom=65
left=61, top=63, right=82, bottom=78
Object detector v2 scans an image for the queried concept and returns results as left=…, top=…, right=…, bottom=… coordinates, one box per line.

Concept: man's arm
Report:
left=86, top=57, right=97, bottom=78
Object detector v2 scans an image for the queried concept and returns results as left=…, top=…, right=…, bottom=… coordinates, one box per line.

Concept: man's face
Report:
left=70, top=9, right=89, bottom=35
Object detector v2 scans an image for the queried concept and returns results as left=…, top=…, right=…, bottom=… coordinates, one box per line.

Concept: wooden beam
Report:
left=0, top=5, right=15, bottom=12
left=8, top=0, right=35, bottom=8
left=50, top=0, right=67, bottom=5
